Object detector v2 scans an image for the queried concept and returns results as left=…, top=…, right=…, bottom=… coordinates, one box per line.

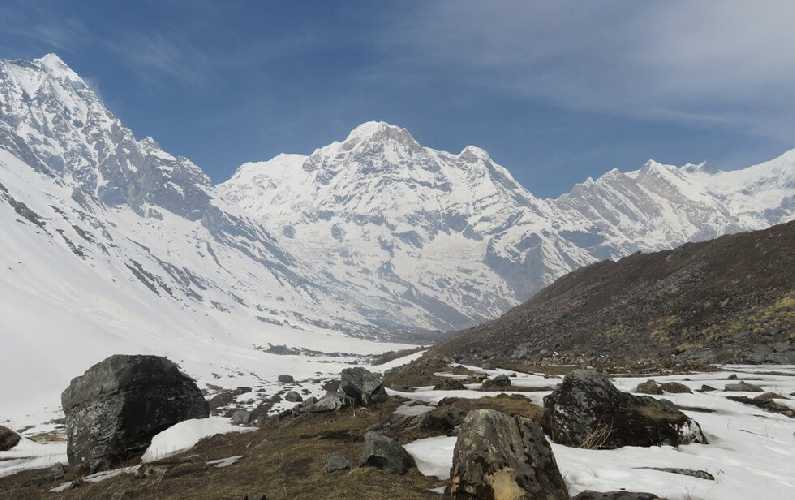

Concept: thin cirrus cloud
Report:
left=376, top=0, right=795, bottom=140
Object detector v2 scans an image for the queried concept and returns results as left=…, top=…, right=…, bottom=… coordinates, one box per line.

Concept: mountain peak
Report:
left=343, top=121, right=418, bottom=147
left=35, top=53, right=81, bottom=82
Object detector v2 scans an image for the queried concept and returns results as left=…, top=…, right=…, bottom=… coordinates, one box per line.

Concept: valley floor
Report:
left=1, top=362, right=793, bottom=499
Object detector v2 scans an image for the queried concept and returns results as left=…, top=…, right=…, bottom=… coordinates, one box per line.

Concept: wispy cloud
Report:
left=373, top=0, right=795, bottom=140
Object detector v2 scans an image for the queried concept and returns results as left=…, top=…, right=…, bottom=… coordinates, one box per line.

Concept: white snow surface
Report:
left=401, top=365, right=795, bottom=500
left=141, top=417, right=254, bottom=463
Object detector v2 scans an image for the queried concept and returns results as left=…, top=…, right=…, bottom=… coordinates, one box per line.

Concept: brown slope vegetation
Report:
left=416, top=220, right=795, bottom=371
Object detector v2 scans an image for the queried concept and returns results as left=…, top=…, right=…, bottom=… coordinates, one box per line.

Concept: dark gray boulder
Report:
left=542, top=371, right=706, bottom=449
left=696, top=384, right=717, bottom=392
left=449, top=409, right=568, bottom=500
left=359, top=431, right=414, bottom=474
left=339, top=367, right=387, bottom=406
left=61, top=354, right=209, bottom=472
left=0, top=425, right=20, bottom=451
left=278, top=374, right=295, bottom=383
left=572, top=492, right=665, bottom=500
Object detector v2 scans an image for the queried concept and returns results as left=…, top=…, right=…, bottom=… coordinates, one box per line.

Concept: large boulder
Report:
left=339, top=367, right=387, bottom=406
left=542, top=371, right=706, bottom=449
left=449, top=409, right=568, bottom=500
left=0, top=425, right=20, bottom=451
left=61, top=354, right=209, bottom=472
left=359, top=431, right=415, bottom=474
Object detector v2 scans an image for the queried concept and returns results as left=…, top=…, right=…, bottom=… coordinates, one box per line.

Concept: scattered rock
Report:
left=696, top=384, right=717, bottom=392
left=305, top=392, right=352, bottom=413
left=284, top=391, right=303, bottom=403
left=542, top=371, right=706, bottom=449
left=0, top=425, right=21, bottom=451
left=207, top=387, right=251, bottom=413
left=278, top=374, right=295, bottom=383
left=634, top=380, right=663, bottom=395
left=340, top=367, right=388, bottom=406
left=449, top=409, right=568, bottom=500
left=433, top=378, right=467, bottom=391
left=61, top=354, right=209, bottom=473
left=572, top=492, right=664, bottom=500
left=481, top=374, right=511, bottom=390
left=325, top=452, right=352, bottom=473
left=726, top=395, right=795, bottom=418
left=230, top=409, right=251, bottom=426
left=659, top=382, right=692, bottom=394
left=725, top=381, right=764, bottom=392
left=754, top=392, right=787, bottom=401
left=359, top=431, right=414, bottom=474
left=635, top=466, right=714, bottom=480
left=727, top=374, right=739, bottom=380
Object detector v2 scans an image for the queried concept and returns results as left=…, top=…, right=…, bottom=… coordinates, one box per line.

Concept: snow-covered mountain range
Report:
left=1, top=53, right=794, bottom=358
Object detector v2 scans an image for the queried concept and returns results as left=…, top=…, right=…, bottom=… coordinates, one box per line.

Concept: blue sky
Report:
left=2, top=1, right=794, bottom=196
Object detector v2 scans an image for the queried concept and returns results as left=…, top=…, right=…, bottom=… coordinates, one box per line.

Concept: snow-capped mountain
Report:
left=218, top=122, right=795, bottom=320
left=2, top=53, right=794, bottom=353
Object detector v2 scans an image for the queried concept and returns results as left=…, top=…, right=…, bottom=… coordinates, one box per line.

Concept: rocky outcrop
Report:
left=61, top=354, right=209, bottom=472
left=542, top=371, right=706, bottom=449
left=434, top=378, right=468, bottom=390
left=482, top=374, right=511, bottom=390
left=359, top=431, right=414, bottom=474
left=449, top=409, right=568, bottom=500
left=0, top=425, right=20, bottom=451
left=339, top=368, right=388, bottom=406
left=634, top=380, right=663, bottom=395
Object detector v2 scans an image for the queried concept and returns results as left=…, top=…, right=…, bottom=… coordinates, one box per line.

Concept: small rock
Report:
left=636, top=466, right=714, bottom=480
left=230, top=409, right=251, bottom=426
left=278, top=374, right=295, bottom=383
left=754, top=392, right=785, bottom=401
left=572, top=492, right=664, bottom=500
left=433, top=379, right=467, bottom=391
left=696, top=384, right=717, bottom=392
left=359, top=431, right=414, bottom=474
left=449, top=409, right=568, bottom=499
left=325, top=453, right=352, bottom=473
left=659, top=382, right=692, bottom=394
left=727, top=374, right=739, bottom=380
left=481, top=374, right=511, bottom=390
left=634, top=380, right=663, bottom=395
left=725, top=381, right=764, bottom=392
left=284, top=391, right=303, bottom=402
left=0, top=425, right=21, bottom=451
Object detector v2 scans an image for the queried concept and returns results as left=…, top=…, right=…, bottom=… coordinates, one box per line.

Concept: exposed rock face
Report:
left=339, top=368, right=387, bottom=406
left=542, top=371, right=706, bottom=449
left=572, top=492, right=665, bottom=500
left=0, top=425, right=20, bottom=451
left=449, top=409, right=568, bottom=500
left=61, top=354, right=209, bottom=472
left=359, top=431, right=414, bottom=474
